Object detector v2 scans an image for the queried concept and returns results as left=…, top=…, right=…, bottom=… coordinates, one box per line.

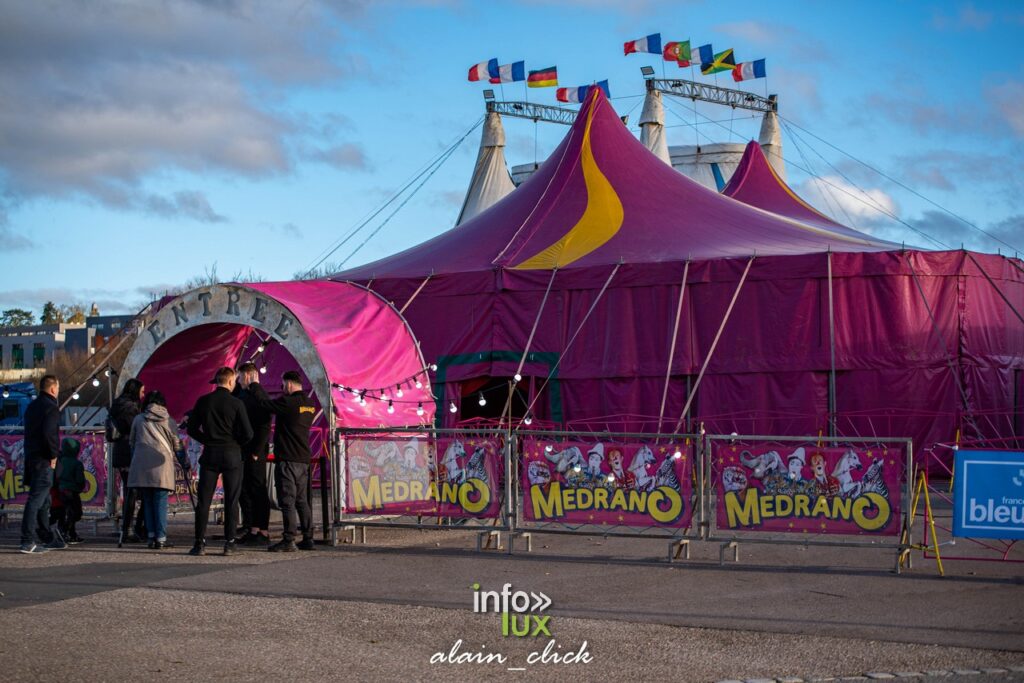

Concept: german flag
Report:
left=701, top=48, right=736, bottom=75
left=528, top=66, right=558, bottom=88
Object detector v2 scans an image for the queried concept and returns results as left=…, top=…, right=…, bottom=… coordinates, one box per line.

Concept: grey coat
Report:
left=128, top=405, right=182, bottom=491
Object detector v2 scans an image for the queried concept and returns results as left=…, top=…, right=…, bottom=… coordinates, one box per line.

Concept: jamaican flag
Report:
left=701, top=48, right=736, bottom=75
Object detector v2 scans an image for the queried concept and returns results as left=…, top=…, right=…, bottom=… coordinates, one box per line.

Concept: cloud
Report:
left=986, top=79, right=1024, bottom=137
left=903, top=210, right=1023, bottom=253
left=862, top=91, right=972, bottom=135
left=714, top=21, right=832, bottom=63
left=0, top=286, right=152, bottom=315
left=0, top=207, right=35, bottom=250
left=891, top=150, right=1024, bottom=194
left=795, top=175, right=900, bottom=227
left=933, top=3, right=994, bottom=31
left=271, top=222, right=303, bottom=239
left=305, top=143, right=371, bottom=170
left=0, top=1, right=372, bottom=222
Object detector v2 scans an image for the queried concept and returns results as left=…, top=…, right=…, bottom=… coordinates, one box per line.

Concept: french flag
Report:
left=468, top=58, right=498, bottom=82
left=732, top=59, right=767, bottom=82
left=623, top=33, right=662, bottom=56
left=490, top=61, right=526, bottom=84
left=556, top=80, right=610, bottom=103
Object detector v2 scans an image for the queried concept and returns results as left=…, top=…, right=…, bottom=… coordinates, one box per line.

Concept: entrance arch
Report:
left=119, top=281, right=435, bottom=428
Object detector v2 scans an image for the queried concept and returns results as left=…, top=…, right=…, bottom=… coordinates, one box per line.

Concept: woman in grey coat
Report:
left=129, top=391, right=185, bottom=549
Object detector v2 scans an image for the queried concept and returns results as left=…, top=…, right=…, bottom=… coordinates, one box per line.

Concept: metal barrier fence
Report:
left=331, top=428, right=918, bottom=567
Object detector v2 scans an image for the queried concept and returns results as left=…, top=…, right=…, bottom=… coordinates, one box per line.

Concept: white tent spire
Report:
left=639, top=88, right=671, bottom=165
left=456, top=111, right=516, bottom=225
left=758, top=108, right=786, bottom=182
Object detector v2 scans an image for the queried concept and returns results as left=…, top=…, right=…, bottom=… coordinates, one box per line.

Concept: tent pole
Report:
left=674, top=256, right=755, bottom=434
left=828, top=251, right=837, bottom=438
left=657, top=260, right=691, bottom=435
left=399, top=274, right=433, bottom=315
left=519, top=262, right=621, bottom=428
left=502, top=268, right=558, bottom=426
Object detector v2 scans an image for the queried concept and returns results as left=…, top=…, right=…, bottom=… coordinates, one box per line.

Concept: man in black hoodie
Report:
left=186, top=366, right=253, bottom=556
left=110, top=378, right=146, bottom=543
left=233, top=362, right=272, bottom=546
left=250, top=370, right=316, bottom=552
left=20, top=375, right=63, bottom=553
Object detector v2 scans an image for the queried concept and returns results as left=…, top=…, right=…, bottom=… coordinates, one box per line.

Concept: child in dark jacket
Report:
left=54, top=438, right=87, bottom=543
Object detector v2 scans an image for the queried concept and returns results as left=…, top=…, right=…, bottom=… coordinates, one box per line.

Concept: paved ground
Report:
left=0, top=516, right=1022, bottom=682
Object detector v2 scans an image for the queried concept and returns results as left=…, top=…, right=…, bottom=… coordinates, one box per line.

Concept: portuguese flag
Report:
left=528, top=66, right=558, bottom=88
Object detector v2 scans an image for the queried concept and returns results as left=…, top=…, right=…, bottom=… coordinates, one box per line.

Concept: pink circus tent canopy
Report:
left=128, top=281, right=435, bottom=428
left=332, top=89, right=1023, bottom=452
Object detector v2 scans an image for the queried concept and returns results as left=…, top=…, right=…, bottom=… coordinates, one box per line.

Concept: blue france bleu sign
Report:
left=953, top=450, right=1024, bottom=539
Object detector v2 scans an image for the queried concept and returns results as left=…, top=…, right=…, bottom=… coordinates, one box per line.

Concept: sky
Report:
left=1, top=0, right=1023, bottom=316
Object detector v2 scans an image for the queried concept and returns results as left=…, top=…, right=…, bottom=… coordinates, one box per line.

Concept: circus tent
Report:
left=335, top=88, right=1024, bottom=451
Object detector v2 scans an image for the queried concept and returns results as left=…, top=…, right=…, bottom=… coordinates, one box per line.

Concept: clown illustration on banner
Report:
left=0, top=433, right=107, bottom=506
left=521, top=438, right=694, bottom=527
left=345, top=436, right=501, bottom=518
left=715, top=444, right=902, bottom=535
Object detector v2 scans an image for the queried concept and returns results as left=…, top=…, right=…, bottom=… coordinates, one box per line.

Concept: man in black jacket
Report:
left=250, top=370, right=316, bottom=552
left=186, top=366, right=253, bottom=556
left=110, top=378, right=145, bottom=543
left=20, top=375, right=63, bottom=553
left=234, top=362, right=272, bottom=546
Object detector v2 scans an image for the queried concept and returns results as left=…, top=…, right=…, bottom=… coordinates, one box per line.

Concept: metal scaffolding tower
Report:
left=645, top=77, right=777, bottom=113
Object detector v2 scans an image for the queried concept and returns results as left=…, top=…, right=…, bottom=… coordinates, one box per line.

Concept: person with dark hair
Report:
left=234, top=362, right=272, bottom=546
left=129, top=391, right=185, bottom=549
left=186, top=366, right=253, bottom=556
left=53, top=437, right=86, bottom=544
left=20, top=374, right=64, bottom=553
left=110, top=377, right=146, bottom=543
left=250, top=370, right=316, bottom=552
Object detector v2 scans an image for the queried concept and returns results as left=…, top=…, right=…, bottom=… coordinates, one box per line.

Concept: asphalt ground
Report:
left=0, top=514, right=1022, bottom=682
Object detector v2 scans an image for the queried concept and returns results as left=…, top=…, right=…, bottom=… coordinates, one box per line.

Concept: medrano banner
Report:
left=520, top=438, right=694, bottom=527
left=0, top=433, right=108, bottom=507
left=714, top=443, right=902, bottom=535
left=345, top=436, right=502, bottom=518
left=953, top=449, right=1024, bottom=540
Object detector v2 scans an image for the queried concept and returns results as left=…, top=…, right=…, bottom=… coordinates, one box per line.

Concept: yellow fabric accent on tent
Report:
left=512, top=96, right=624, bottom=270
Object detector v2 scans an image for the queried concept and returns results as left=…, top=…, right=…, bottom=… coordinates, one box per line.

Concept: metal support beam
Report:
left=485, top=100, right=577, bottom=125
left=647, top=77, right=777, bottom=113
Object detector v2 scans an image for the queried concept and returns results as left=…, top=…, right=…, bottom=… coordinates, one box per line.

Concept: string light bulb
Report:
left=257, top=344, right=265, bottom=353
left=573, top=464, right=582, bottom=473
left=104, top=369, right=112, bottom=377
left=449, top=401, right=457, bottom=413
left=91, top=378, right=100, bottom=387
left=606, top=474, right=615, bottom=483
left=513, top=373, right=522, bottom=383
left=395, top=384, right=403, bottom=398
left=387, top=400, right=395, bottom=414
left=430, top=364, right=438, bottom=371
left=524, top=414, right=533, bottom=426
left=672, top=449, right=683, bottom=460
left=359, top=392, right=367, bottom=406
left=1, top=389, right=8, bottom=399
left=415, top=379, right=423, bottom=389
left=72, top=392, right=80, bottom=400
left=259, top=366, right=267, bottom=374
left=544, top=444, right=553, bottom=453
left=477, top=392, right=486, bottom=407
left=416, top=402, right=424, bottom=417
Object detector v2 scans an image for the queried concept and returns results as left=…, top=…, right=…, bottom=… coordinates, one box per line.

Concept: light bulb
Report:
left=91, top=378, right=100, bottom=387
left=387, top=400, right=395, bottom=414
left=544, top=444, right=553, bottom=453
left=359, top=396, right=367, bottom=406
left=104, top=369, right=111, bottom=377
left=259, top=366, right=267, bottom=374
left=573, top=464, right=582, bottom=473
left=449, top=401, right=457, bottom=413
left=415, top=379, right=423, bottom=389
left=478, top=393, right=486, bottom=407
left=607, top=474, right=615, bottom=483
left=430, top=364, right=438, bottom=371
left=30, top=394, right=36, bottom=400
left=257, top=344, right=265, bottom=353
left=351, top=388, right=360, bottom=397
left=72, top=392, right=80, bottom=400
left=396, top=385, right=403, bottom=398
left=524, top=415, right=533, bottom=426
left=513, top=373, right=522, bottom=383
left=1, top=390, right=8, bottom=399
left=672, top=449, right=683, bottom=460
left=416, top=402, right=424, bottom=417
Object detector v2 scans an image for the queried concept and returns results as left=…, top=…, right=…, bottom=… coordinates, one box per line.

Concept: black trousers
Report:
left=274, top=461, right=311, bottom=542
left=194, top=464, right=242, bottom=544
left=120, top=469, right=145, bottom=539
left=240, top=456, right=270, bottom=531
